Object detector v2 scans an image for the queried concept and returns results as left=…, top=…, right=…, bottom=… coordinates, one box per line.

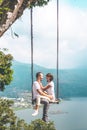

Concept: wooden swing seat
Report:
left=32, top=98, right=60, bottom=105
left=49, top=99, right=60, bottom=104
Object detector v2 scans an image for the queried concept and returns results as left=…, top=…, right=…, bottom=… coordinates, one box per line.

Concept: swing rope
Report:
left=30, top=0, right=59, bottom=103
left=30, top=7, right=34, bottom=104
left=56, top=0, right=59, bottom=99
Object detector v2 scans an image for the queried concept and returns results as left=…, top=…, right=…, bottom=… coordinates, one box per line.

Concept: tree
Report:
left=0, top=0, right=50, bottom=37
left=0, top=49, right=13, bottom=91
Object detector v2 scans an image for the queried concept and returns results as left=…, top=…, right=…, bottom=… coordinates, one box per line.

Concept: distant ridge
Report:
left=0, top=60, right=87, bottom=98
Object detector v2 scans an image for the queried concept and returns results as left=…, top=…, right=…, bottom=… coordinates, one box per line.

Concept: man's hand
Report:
left=48, top=95, right=53, bottom=100
left=37, top=89, right=53, bottom=100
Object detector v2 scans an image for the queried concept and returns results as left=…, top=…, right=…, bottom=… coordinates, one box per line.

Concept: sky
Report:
left=0, top=0, right=87, bottom=69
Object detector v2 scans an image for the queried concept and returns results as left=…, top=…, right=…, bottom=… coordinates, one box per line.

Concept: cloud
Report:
left=59, top=2, right=87, bottom=68
left=0, top=35, right=31, bottom=63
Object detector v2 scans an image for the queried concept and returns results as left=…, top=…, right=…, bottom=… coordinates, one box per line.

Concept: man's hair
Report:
left=36, top=72, right=42, bottom=78
left=46, top=73, right=53, bottom=81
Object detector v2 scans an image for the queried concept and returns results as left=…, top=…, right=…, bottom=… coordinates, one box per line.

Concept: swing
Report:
left=30, top=0, right=59, bottom=105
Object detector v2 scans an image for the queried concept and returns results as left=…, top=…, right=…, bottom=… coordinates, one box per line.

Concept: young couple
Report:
left=32, top=72, right=55, bottom=122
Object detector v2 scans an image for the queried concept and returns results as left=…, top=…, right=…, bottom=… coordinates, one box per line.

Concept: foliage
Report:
left=30, top=0, right=50, bottom=8
left=0, top=0, right=3, bottom=5
left=0, top=0, right=17, bottom=24
left=0, top=49, right=13, bottom=91
left=28, top=119, right=56, bottom=130
left=0, top=98, right=56, bottom=130
left=0, top=98, right=16, bottom=130
left=0, top=0, right=50, bottom=24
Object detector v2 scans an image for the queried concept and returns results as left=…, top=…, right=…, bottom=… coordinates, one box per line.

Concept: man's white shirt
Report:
left=33, top=81, right=40, bottom=99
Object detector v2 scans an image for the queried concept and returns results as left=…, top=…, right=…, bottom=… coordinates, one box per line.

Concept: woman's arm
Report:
left=41, top=85, right=51, bottom=91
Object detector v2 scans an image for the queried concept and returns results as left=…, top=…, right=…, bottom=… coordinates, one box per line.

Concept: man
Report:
left=32, top=72, right=52, bottom=122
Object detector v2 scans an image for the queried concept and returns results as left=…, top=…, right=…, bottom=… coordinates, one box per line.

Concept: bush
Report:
left=28, top=119, right=56, bottom=130
left=0, top=98, right=56, bottom=130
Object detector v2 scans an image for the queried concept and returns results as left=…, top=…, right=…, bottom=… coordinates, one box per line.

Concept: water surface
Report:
left=15, top=97, right=87, bottom=130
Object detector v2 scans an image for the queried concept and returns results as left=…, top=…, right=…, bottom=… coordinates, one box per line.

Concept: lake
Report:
left=15, top=97, right=87, bottom=130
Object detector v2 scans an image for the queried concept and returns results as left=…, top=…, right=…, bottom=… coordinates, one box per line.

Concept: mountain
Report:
left=0, top=61, right=87, bottom=98
left=59, top=69, right=87, bottom=98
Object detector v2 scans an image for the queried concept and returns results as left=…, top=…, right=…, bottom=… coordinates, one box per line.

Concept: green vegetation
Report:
left=0, top=0, right=50, bottom=25
left=0, top=98, right=16, bottom=130
left=0, top=49, right=13, bottom=91
left=30, top=0, right=50, bottom=7
left=0, top=0, right=3, bottom=5
left=28, top=119, right=56, bottom=130
left=0, top=98, right=56, bottom=130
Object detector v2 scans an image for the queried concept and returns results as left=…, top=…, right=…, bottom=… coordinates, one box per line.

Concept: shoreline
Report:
left=0, top=91, right=32, bottom=109
left=1, top=92, right=87, bottom=110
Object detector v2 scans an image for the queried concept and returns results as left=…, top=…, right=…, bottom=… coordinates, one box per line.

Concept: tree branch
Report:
left=0, top=0, right=49, bottom=37
left=0, top=0, right=33, bottom=37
